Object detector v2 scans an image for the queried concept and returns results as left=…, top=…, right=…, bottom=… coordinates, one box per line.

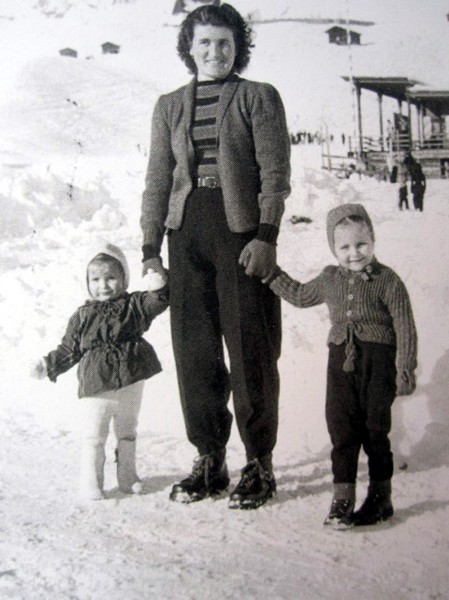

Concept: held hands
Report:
left=396, top=369, right=416, bottom=396
left=30, top=358, right=47, bottom=380
left=238, top=239, right=277, bottom=280
left=142, top=257, right=169, bottom=290
left=142, top=270, right=167, bottom=292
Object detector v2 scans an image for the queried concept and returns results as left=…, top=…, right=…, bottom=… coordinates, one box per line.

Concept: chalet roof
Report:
left=326, top=25, right=358, bottom=34
left=341, top=76, right=420, bottom=102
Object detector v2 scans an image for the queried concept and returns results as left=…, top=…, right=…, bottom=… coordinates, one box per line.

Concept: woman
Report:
left=140, top=3, right=291, bottom=509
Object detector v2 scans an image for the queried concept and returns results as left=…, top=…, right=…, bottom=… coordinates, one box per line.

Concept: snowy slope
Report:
left=1, top=2, right=449, bottom=599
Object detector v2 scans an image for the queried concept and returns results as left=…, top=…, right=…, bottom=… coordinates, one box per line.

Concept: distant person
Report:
left=140, top=3, right=290, bottom=509
left=410, top=160, right=426, bottom=211
left=397, top=159, right=409, bottom=210
left=262, top=204, right=418, bottom=529
left=31, top=242, right=168, bottom=500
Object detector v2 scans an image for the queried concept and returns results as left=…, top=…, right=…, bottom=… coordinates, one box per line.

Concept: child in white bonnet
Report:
left=31, top=241, right=168, bottom=500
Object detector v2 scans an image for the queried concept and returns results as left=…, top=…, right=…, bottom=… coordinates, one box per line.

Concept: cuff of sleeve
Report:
left=142, top=244, right=160, bottom=262
left=264, top=266, right=282, bottom=286
left=44, top=358, right=57, bottom=383
left=256, top=223, right=279, bottom=245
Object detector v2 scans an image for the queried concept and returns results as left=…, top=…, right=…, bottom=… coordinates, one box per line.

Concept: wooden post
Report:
left=377, top=92, right=384, bottom=151
left=356, top=84, right=363, bottom=155
left=418, top=103, right=424, bottom=148
left=407, top=93, right=412, bottom=148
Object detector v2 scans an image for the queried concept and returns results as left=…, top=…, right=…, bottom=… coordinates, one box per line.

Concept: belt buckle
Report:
left=201, top=176, right=218, bottom=188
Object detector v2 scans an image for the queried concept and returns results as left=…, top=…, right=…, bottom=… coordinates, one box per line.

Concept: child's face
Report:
left=333, top=221, right=374, bottom=272
left=87, top=261, right=125, bottom=301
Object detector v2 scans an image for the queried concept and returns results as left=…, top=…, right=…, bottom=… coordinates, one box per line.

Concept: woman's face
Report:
left=189, top=24, right=236, bottom=81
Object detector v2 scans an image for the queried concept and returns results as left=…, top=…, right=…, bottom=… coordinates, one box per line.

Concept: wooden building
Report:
left=173, top=0, right=220, bottom=14
left=101, top=42, right=120, bottom=55
left=59, top=48, right=77, bottom=58
left=326, top=26, right=361, bottom=46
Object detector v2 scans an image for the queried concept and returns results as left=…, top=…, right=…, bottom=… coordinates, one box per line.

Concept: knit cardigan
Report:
left=270, top=259, right=417, bottom=372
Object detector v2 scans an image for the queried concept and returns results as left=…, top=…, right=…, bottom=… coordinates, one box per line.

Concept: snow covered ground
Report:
left=1, top=1, right=449, bottom=599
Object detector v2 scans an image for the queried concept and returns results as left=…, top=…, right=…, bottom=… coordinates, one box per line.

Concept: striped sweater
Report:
left=192, top=80, right=223, bottom=179
left=270, top=259, right=417, bottom=372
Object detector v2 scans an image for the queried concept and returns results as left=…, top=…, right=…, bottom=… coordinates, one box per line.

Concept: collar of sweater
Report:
left=338, top=257, right=380, bottom=281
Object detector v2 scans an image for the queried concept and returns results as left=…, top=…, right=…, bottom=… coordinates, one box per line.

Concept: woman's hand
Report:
left=239, top=239, right=277, bottom=279
left=142, top=257, right=169, bottom=283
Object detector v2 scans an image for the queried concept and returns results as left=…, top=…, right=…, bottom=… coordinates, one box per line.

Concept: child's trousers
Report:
left=79, top=380, right=144, bottom=498
left=326, top=341, right=396, bottom=484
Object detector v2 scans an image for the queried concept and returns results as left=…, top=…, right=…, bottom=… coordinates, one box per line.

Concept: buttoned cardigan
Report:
left=270, top=259, right=417, bottom=372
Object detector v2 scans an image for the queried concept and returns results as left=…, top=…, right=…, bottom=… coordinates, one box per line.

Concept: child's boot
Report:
left=324, top=483, right=356, bottom=530
left=116, top=439, right=143, bottom=494
left=353, top=480, right=394, bottom=526
left=79, top=442, right=105, bottom=500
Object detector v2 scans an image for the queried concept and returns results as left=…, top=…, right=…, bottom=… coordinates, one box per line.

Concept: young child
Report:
left=265, top=203, right=417, bottom=529
left=31, top=242, right=168, bottom=500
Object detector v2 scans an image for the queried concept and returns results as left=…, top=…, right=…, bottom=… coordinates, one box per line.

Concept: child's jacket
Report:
left=45, top=289, right=168, bottom=398
left=270, top=259, right=417, bottom=373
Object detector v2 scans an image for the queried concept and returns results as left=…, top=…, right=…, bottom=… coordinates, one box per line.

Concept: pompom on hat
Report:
left=326, top=203, right=375, bottom=256
left=86, top=241, right=130, bottom=292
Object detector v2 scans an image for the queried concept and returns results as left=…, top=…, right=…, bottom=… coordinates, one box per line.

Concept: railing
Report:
left=321, top=131, right=449, bottom=179
left=359, top=132, right=449, bottom=153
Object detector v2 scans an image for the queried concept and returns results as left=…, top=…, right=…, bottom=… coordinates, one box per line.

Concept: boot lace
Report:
left=186, top=454, right=216, bottom=489
left=329, top=498, right=352, bottom=518
left=237, top=459, right=266, bottom=490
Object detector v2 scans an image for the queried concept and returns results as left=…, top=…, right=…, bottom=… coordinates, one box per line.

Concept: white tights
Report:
left=79, top=380, right=144, bottom=499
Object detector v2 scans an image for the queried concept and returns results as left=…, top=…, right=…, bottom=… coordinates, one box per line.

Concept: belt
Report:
left=196, top=175, right=221, bottom=188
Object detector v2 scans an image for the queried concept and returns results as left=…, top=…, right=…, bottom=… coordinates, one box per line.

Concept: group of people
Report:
left=396, top=153, right=427, bottom=211
left=31, top=4, right=418, bottom=530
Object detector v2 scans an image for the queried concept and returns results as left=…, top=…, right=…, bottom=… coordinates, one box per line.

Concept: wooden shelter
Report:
left=326, top=26, right=361, bottom=46
left=341, top=76, right=449, bottom=177
left=101, top=42, right=120, bottom=55
left=59, top=48, right=77, bottom=58
left=172, top=0, right=220, bottom=14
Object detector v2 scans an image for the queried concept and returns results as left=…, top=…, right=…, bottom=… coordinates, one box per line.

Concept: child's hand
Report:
left=143, top=269, right=168, bottom=292
left=396, top=369, right=416, bottom=396
left=30, top=358, right=47, bottom=380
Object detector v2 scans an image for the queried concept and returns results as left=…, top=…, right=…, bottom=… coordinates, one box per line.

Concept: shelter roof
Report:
left=408, top=89, right=449, bottom=116
left=341, top=76, right=420, bottom=102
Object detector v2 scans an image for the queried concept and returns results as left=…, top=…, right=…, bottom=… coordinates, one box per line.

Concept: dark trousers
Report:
left=412, top=189, right=425, bottom=211
left=326, top=341, right=396, bottom=484
left=168, top=188, right=281, bottom=463
left=398, top=186, right=409, bottom=210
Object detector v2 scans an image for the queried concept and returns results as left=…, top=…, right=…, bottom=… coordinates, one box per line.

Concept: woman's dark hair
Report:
left=177, top=3, right=254, bottom=75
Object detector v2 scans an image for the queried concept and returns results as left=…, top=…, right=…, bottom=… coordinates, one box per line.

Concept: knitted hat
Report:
left=326, top=203, right=375, bottom=256
left=86, top=241, right=130, bottom=292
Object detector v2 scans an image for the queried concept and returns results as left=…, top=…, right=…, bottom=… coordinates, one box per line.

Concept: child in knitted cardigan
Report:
left=31, top=242, right=168, bottom=500
left=264, top=203, right=417, bottom=529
